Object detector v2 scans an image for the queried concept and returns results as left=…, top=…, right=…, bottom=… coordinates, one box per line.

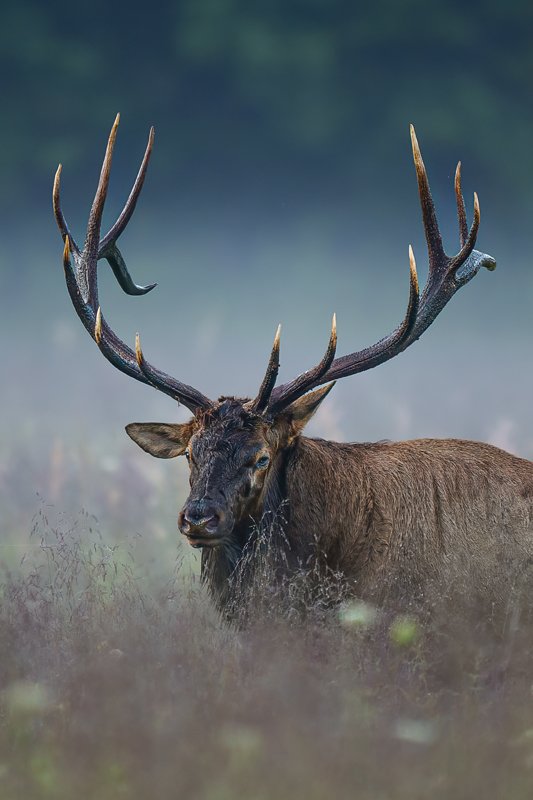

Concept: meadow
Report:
left=3, top=1, right=533, bottom=796
left=1, top=440, right=533, bottom=800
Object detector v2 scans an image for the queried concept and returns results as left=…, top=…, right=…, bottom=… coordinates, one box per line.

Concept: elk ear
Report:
left=125, top=422, right=195, bottom=458
left=278, top=383, right=335, bottom=439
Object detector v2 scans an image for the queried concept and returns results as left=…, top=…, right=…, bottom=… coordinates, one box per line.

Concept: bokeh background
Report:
left=2, top=0, right=533, bottom=544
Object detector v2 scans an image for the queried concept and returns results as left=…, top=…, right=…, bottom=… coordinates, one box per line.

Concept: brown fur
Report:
left=127, top=395, right=533, bottom=615
left=277, top=436, right=533, bottom=608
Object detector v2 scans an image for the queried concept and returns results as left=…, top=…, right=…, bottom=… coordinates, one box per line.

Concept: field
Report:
left=1, top=442, right=533, bottom=800
left=3, top=0, right=533, bottom=796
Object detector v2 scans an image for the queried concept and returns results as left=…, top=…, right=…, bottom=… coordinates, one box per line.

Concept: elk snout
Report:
left=178, top=500, right=224, bottom=546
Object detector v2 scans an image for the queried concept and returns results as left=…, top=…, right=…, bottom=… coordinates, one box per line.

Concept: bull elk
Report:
left=55, top=116, right=533, bottom=616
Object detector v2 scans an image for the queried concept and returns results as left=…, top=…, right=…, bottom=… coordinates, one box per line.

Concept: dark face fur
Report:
left=179, top=401, right=275, bottom=547
left=125, top=387, right=333, bottom=549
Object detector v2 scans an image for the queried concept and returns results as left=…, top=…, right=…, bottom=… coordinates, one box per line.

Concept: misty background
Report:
left=2, top=0, right=533, bottom=545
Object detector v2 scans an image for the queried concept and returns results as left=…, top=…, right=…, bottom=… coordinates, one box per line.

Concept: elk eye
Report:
left=184, top=450, right=191, bottom=462
left=255, top=455, right=270, bottom=470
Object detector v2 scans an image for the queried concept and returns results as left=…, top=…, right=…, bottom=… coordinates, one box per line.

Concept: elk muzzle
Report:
left=178, top=499, right=226, bottom=548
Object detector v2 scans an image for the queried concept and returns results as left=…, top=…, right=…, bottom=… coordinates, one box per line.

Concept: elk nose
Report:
left=179, top=504, right=220, bottom=535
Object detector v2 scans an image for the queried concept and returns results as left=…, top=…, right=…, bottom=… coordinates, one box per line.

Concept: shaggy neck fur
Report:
left=200, top=438, right=290, bottom=610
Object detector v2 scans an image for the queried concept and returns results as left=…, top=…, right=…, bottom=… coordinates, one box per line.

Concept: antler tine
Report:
left=99, top=126, right=155, bottom=254
left=274, top=252, right=418, bottom=405
left=62, top=236, right=77, bottom=292
left=267, top=126, right=495, bottom=413
left=85, top=114, right=120, bottom=270
left=410, top=124, right=446, bottom=272
left=447, top=192, right=481, bottom=281
left=404, top=245, right=420, bottom=332
left=455, top=162, right=468, bottom=246
left=134, top=332, right=211, bottom=412
left=96, top=125, right=157, bottom=296
left=251, top=324, right=282, bottom=413
left=53, top=166, right=81, bottom=256
left=94, top=309, right=173, bottom=386
left=81, top=116, right=155, bottom=300
left=55, top=117, right=214, bottom=413
left=268, top=314, right=338, bottom=414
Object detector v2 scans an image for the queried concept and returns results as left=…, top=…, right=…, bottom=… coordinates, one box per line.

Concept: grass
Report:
left=2, top=443, right=533, bottom=799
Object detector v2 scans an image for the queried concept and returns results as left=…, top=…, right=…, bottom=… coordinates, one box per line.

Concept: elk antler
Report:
left=53, top=115, right=213, bottom=414
left=263, top=125, right=496, bottom=415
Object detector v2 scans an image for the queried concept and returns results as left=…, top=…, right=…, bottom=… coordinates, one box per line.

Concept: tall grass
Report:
left=1, top=443, right=533, bottom=798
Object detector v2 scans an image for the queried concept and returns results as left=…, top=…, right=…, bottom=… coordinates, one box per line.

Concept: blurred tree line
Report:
left=2, top=0, right=533, bottom=214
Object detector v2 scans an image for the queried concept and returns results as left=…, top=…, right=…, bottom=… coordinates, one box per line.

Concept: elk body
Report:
left=54, top=116, right=533, bottom=615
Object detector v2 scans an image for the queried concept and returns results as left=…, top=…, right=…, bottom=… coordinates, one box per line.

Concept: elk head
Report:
left=53, top=115, right=496, bottom=550
left=126, top=384, right=334, bottom=548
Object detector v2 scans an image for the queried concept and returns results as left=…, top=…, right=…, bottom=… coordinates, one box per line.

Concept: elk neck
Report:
left=200, top=435, right=371, bottom=607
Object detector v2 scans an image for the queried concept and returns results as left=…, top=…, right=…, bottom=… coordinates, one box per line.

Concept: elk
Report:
left=54, top=116, right=533, bottom=616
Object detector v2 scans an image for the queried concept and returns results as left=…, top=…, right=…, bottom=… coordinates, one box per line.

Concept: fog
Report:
left=2, top=0, right=533, bottom=524
left=2, top=185, right=531, bottom=453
